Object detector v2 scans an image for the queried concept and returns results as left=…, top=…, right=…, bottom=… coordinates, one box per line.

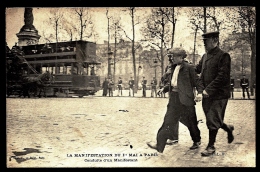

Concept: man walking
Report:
left=195, top=31, right=234, bottom=156
left=146, top=47, right=203, bottom=153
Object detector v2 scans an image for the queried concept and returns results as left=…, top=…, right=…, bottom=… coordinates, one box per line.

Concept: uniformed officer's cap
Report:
left=202, top=31, right=219, bottom=40
left=167, top=47, right=187, bottom=59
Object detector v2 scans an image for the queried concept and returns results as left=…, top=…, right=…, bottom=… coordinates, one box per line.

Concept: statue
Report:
left=20, top=7, right=37, bottom=31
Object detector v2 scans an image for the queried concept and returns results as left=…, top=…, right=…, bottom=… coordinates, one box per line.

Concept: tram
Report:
left=7, top=40, right=101, bottom=97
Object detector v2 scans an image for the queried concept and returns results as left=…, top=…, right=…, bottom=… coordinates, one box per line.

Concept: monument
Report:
left=16, top=7, right=41, bottom=46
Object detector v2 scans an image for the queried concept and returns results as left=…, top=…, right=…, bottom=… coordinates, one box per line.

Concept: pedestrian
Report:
left=141, top=76, right=147, bottom=97
left=240, top=74, right=250, bottom=99
left=102, top=78, right=109, bottom=96
left=195, top=31, right=234, bottom=156
left=128, top=77, right=135, bottom=97
left=117, top=77, right=123, bottom=96
left=230, top=75, right=235, bottom=99
left=160, top=55, right=179, bottom=144
left=146, top=47, right=203, bottom=153
left=151, top=77, right=157, bottom=97
left=108, top=78, right=114, bottom=97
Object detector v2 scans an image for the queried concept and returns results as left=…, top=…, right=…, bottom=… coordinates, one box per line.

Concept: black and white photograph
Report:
left=6, top=7, right=256, bottom=167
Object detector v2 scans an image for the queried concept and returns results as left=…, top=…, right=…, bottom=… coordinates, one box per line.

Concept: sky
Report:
left=5, top=7, right=206, bottom=55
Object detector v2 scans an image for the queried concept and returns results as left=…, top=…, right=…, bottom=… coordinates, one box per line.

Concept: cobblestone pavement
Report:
left=6, top=92, right=255, bottom=167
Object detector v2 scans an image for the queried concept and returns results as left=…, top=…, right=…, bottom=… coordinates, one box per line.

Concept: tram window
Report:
left=59, top=66, right=64, bottom=74
left=67, top=66, right=71, bottom=74
left=42, top=67, right=47, bottom=73
left=84, top=67, right=88, bottom=75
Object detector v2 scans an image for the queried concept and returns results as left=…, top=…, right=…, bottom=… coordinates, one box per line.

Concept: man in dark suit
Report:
left=128, top=77, right=135, bottom=97
left=240, top=74, right=250, bottom=99
left=230, top=75, right=235, bottom=99
left=146, top=47, right=203, bottom=153
left=195, top=31, right=234, bottom=156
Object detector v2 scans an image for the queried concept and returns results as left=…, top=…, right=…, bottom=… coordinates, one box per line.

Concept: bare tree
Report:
left=186, top=7, right=204, bottom=64
left=120, top=7, right=141, bottom=93
left=237, top=7, right=256, bottom=96
left=74, top=7, right=93, bottom=41
left=141, top=7, right=172, bottom=79
left=48, top=8, right=64, bottom=52
left=110, top=16, right=124, bottom=85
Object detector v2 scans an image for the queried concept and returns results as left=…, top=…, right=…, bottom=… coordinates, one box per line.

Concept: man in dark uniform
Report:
left=230, top=75, right=235, bottom=99
left=117, top=77, right=123, bottom=96
left=151, top=77, right=157, bottom=97
left=240, top=74, right=250, bottom=99
left=129, top=77, right=135, bottom=97
left=146, top=47, right=203, bottom=153
left=195, top=31, right=234, bottom=156
left=141, top=76, right=147, bottom=97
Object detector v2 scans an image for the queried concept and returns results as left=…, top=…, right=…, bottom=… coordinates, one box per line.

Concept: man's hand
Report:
left=195, top=93, right=202, bottom=102
left=157, top=88, right=164, bottom=96
left=202, top=90, right=209, bottom=98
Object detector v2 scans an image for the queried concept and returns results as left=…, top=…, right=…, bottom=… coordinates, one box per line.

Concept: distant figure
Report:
left=102, top=78, right=109, bottom=96
left=141, top=76, right=147, bottom=97
left=230, top=76, right=235, bottom=99
left=128, top=77, right=135, bottom=97
left=151, top=77, right=157, bottom=97
left=108, top=79, right=114, bottom=97
left=117, top=77, right=123, bottom=96
left=240, top=74, right=250, bottom=99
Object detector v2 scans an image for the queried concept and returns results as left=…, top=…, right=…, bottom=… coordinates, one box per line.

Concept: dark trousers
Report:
left=156, top=91, right=201, bottom=153
left=117, top=86, right=122, bottom=96
left=202, top=98, right=228, bottom=130
left=108, top=88, right=113, bottom=97
left=230, top=88, right=234, bottom=98
left=142, top=87, right=146, bottom=97
left=242, top=87, right=250, bottom=99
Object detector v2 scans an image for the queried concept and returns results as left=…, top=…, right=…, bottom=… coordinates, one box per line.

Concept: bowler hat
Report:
left=167, top=47, right=187, bottom=59
left=202, top=31, right=219, bottom=39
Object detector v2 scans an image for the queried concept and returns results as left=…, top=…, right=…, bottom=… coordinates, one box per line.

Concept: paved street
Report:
left=6, top=91, right=255, bottom=167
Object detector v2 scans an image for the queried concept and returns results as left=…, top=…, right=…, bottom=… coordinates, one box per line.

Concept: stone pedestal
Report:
left=16, top=29, right=41, bottom=46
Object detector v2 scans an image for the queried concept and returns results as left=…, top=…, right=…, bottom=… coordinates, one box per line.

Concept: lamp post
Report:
left=108, top=50, right=113, bottom=79
left=137, top=55, right=142, bottom=90
left=153, top=58, right=158, bottom=79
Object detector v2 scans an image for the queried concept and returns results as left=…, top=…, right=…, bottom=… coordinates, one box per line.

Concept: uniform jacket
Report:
left=129, top=80, right=134, bottom=88
left=195, top=46, right=231, bottom=99
left=240, top=78, right=249, bottom=88
left=230, top=79, right=235, bottom=89
left=163, top=61, right=204, bottom=106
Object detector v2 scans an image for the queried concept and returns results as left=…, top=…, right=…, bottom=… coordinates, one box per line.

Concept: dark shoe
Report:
left=190, top=141, right=201, bottom=150
left=227, top=125, right=234, bottom=143
left=166, top=139, right=178, bottom=145
left=201, top=145, right=216, bottom=156
left=146, top=142, right=162, bottom=153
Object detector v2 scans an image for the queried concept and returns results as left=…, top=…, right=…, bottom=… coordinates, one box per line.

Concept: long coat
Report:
left=162, top=61, right=204, bottom=106
left=195, top=46, right=231, bottom=99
